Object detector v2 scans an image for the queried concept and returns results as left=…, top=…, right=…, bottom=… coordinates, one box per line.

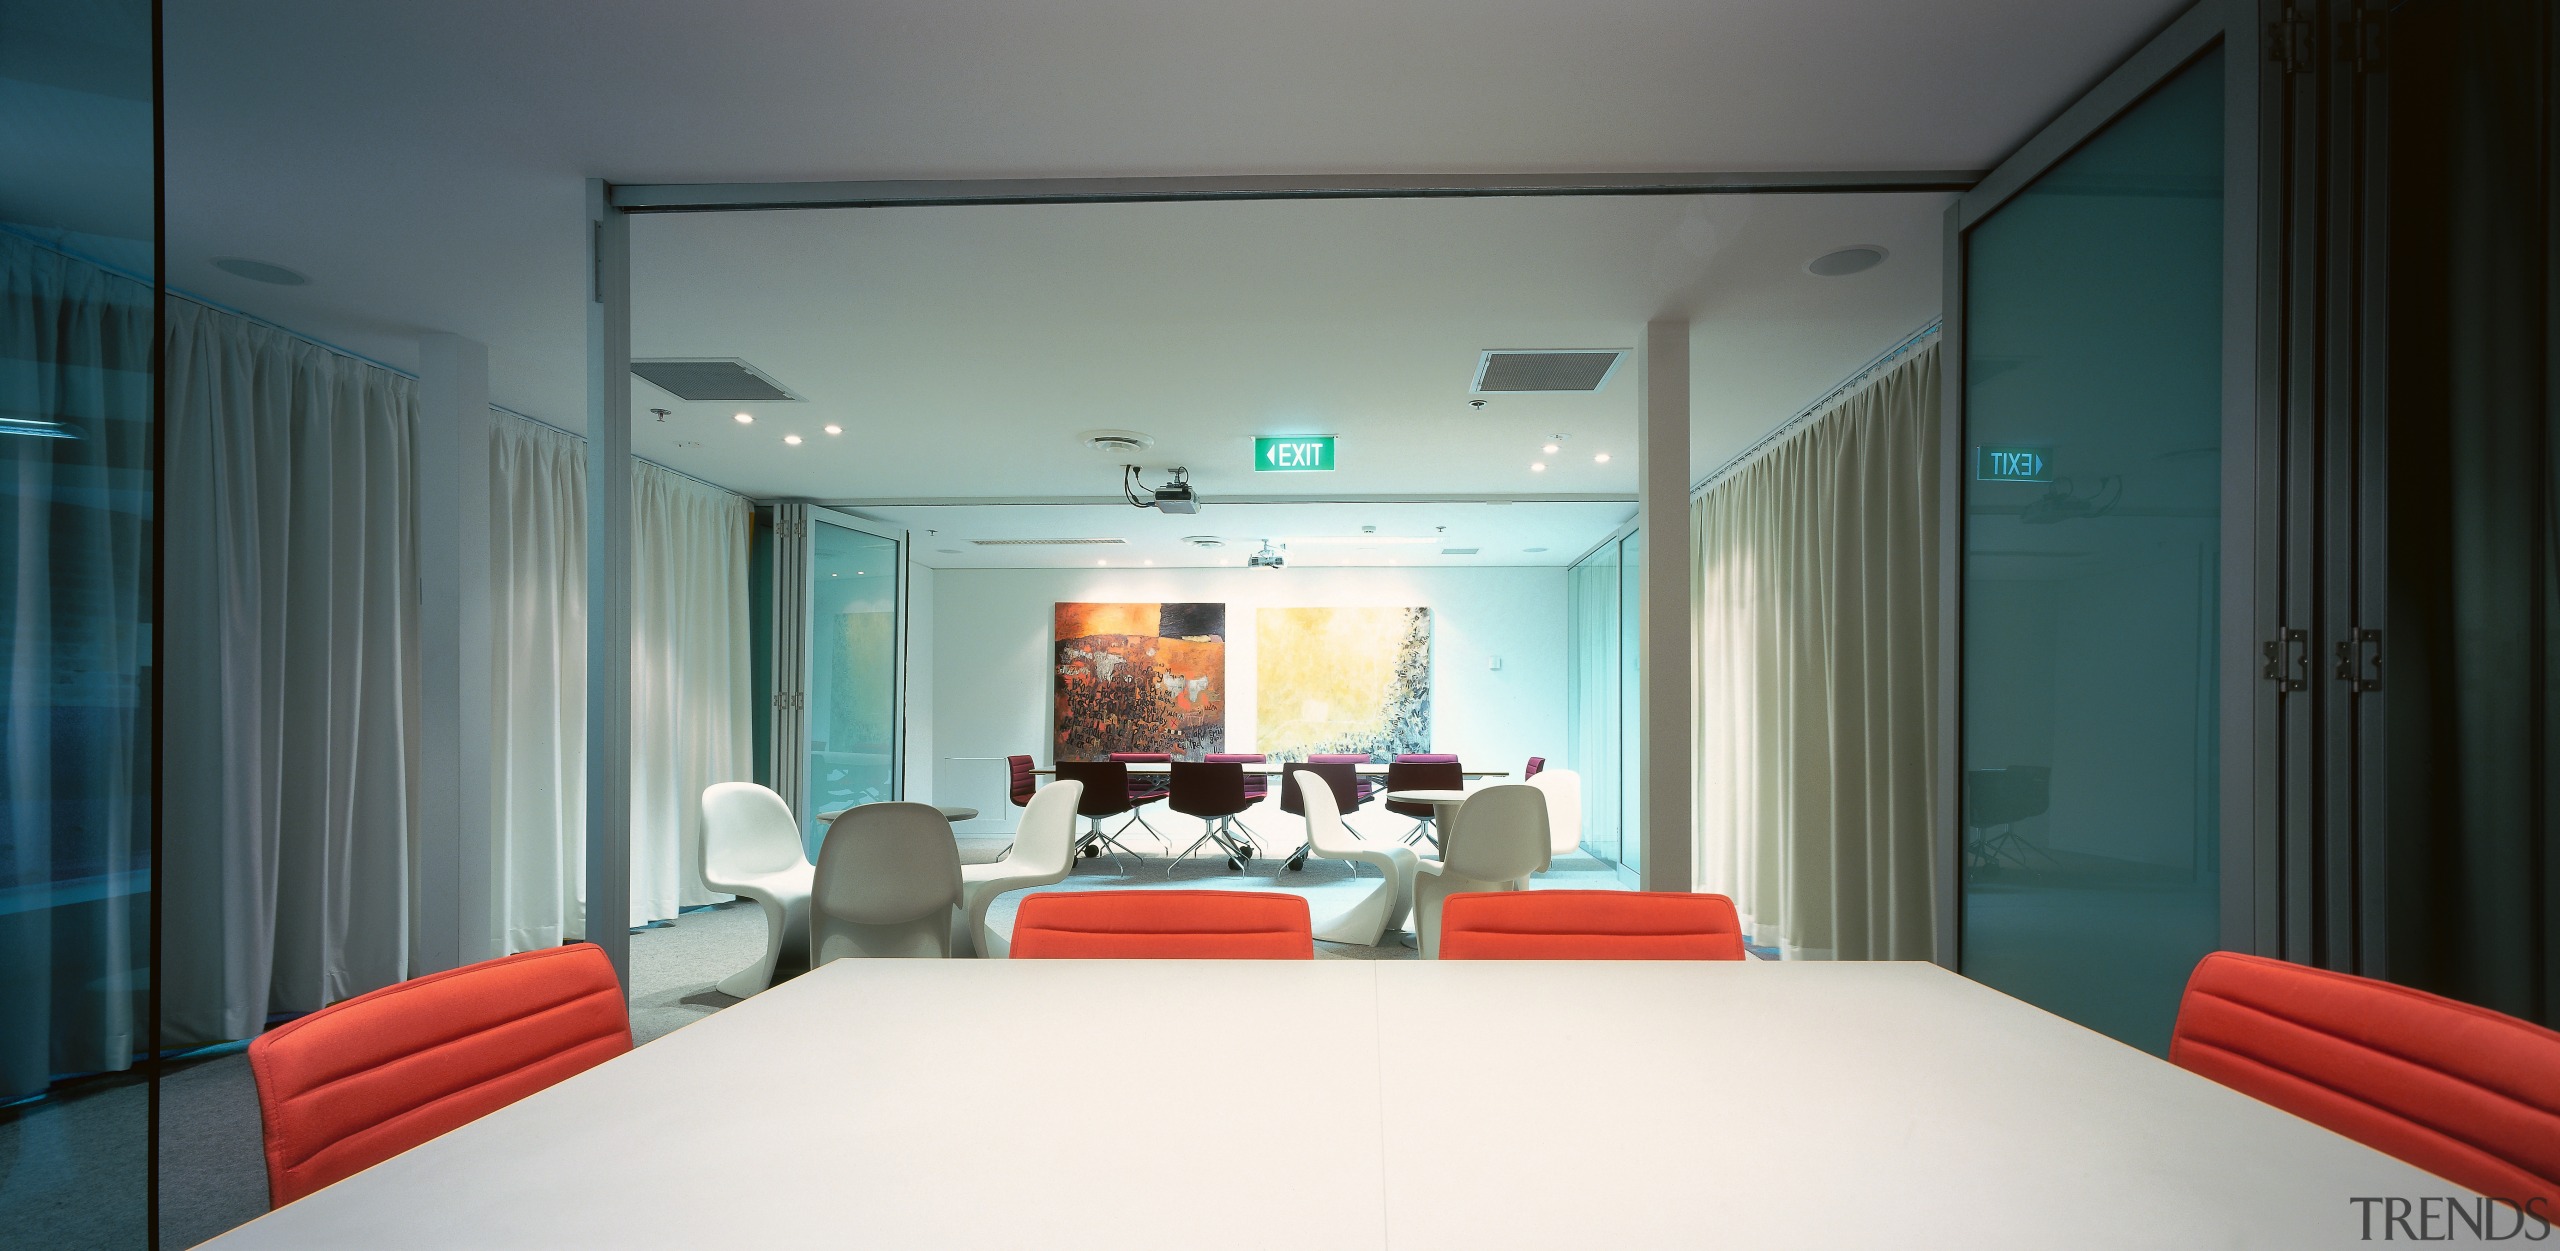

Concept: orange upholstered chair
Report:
left=1438, top=890, right=1747, bottom=960
left=247, top=943, right=631, bottom=1206
left=1009, top=890, right=1313, bottom=959
left=2170, top=951, right=2560, bottom=1208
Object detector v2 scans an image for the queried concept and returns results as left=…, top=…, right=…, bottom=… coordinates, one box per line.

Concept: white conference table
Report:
left=1033, top=764, right=1510, bottom=779
left=201, top=960, right=2446, bottom=1250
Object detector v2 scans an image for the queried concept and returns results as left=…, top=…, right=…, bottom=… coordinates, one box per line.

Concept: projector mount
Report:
left=1123, top=464, right=1202, bottom=515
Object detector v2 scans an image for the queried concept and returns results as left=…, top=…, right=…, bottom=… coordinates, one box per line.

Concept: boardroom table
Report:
left=199, top=959, right=2447, bottom=1249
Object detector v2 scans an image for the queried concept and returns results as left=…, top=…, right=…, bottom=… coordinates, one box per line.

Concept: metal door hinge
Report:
left=2342, top=11, right=2385, bottom=74
left=772, top=691, right=804, bottom=710
left=2263, top=627, right=2309, bottom=691
left=2332, top=628, right=2381, bottom=692
left=2270, top=6, right=2316, bottom=75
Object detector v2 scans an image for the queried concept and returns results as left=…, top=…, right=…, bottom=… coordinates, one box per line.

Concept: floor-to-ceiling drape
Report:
left=628, top=462, right=749, bottom=922
left=489, top=416, right=585, bottom=951
left=161, top=299, right=421, bottom=1045
left=1694, top=343, right=1939, bottom=960
left=490, top=414, right=748, bottom=940
left=0, top=233, right=154, bottom=1098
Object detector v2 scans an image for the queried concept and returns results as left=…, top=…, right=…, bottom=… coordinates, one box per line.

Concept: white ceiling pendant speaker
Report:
left=1806, top=246, right=1889, bottom=277
left=1472, top=350, right=1626, bottom=393
left=1081, top=429, right=1155, bottom=454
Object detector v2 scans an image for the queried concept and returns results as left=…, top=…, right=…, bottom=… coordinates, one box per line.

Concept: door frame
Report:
left=1936, top=0, right=2270, bottom=968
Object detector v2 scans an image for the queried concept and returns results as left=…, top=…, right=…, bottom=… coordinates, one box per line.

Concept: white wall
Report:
left=928, top=565, right=1567, bottom=837
left=903, top=560, right=935, bottom=804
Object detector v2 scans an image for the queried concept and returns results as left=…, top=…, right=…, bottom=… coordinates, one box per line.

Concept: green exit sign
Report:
left=1975, top=445, right=2052, bottom=482
left=1255, top=435, right=1336, bottom=472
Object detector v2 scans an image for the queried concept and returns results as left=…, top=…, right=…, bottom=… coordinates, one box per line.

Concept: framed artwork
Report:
left=1053, top=602, right=1226, bottom=758
left=1256, top=606, right=1432, bottom=760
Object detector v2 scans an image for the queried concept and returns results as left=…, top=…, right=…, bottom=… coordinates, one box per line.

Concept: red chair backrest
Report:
left=2170, top=951, right=2560, bottom=1208
left=1007, top=754, right=1037, bottom=806
left=1524, top=756, right=1546, bottom=778
left=247, top=943, right=630, bottom=1206
left=1438, top=891, right=1746, bottom=960
left=1010, top=890, right=1313, bottom=959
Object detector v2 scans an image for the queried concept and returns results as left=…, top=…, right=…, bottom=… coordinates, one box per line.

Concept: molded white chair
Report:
left=810, top=802, right=963, bottom=964
left=1412, top=784, right=1550, bottom=959
left=956, top=779, right=1083, bottom=958
left=1293, top=770, right=1417, bottom=946
left=1527, top=768, right=1583, bottom=870
left=698, top=782, right=817, bottom=997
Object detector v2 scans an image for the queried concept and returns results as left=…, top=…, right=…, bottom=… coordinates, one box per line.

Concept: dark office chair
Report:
left=1052, top=760, right=1148, bottom=872
left=1524, top=756, right=1546, bottom=779
left=1202, top=751, right=1270, bottom=849
left=1006, top=754, right=1037, bottom=808
left=1278, top=760, right=1367, bottom=872
left=1167, top=761, right=1256, bottom=872
left=1964, top=766, right=2054, bottom=870
left=1386, top=753, right=1464, bottom=849
left=1307, top=753, right=1379, bottom=805
left=1107, top=751, right=1173, bottom=843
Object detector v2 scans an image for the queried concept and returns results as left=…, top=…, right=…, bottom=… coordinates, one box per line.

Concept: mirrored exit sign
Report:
left=1255, top=435, right=1336, bottom=472
left=1974, top=445, right=2052, bottom=482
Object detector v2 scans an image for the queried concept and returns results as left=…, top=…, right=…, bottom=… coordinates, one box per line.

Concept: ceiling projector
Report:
left=1246, top=540, right=1286, bottom=570
left=1123, top=465, right=1201, bottom=515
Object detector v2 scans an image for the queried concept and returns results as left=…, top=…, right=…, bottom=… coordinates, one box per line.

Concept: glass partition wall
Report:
left=0, top=2, right=162, bottom=1246
left=1567, top=526, right=1638, bottom=870
left=765, top=504, right=908, bottom=856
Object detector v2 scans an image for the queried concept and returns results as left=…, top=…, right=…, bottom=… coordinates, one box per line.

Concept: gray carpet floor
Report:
left=2, top=845, right=1629, bottom=1249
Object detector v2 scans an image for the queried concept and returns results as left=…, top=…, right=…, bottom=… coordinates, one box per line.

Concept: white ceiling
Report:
left=628, top=192, right=1947, bottom=498
left=845, top=500, right=1638, bottom=570
left=157, top=0, right=2184, bottom=462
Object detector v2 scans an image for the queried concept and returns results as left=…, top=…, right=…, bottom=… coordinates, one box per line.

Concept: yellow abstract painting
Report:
left=1255, top=607, right=1431, bottom=760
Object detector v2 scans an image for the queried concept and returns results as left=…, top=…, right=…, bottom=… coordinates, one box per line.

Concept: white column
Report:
left=585, top=179, right=634, bottom=994
left=414, top=333, right=496, bottom=970
left=1637, top=319, right=1694, bottom=892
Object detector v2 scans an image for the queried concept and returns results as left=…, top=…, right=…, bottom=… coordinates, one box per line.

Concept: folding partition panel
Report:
left=766, top=504, right=909, bottom=857
left=1943, top=0, right=2266, bottom=1054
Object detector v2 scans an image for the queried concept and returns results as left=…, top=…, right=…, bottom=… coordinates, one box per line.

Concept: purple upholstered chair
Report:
left=1106, top=752, right=1173, bottom=843
left=1386, top=754, right=1464, bottom=849
left=1052, top=760, right=1151, bottom=871
left=1524, top=756, right=1546, bottom=779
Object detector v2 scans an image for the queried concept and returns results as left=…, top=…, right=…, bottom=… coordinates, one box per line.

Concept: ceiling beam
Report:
left=609, top=170, right=1982, bottom=213
left=799, top=493, right=1640, bottom=508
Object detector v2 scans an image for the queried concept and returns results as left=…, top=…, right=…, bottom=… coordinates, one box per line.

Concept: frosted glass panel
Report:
left=1960, top=48, right=2225, bottom=1056
left=1567, top=542, right=1622, bottom=862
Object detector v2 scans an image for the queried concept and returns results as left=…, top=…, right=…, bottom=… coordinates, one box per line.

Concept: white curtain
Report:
left=0, top=234, right=154, bottom=1097
left=160, top=298, right=422, bottom=1044
left=489, top=414, right=749, bottom=940
left=628, top=461, right=750, bottom=922
left=489, top=417, right=584, bottom=950
left=1694, top=343, right=1939, bottom=961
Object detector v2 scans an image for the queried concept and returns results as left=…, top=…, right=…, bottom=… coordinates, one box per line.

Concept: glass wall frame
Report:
left=1940, top=0, right=2270, bottom=1050
left=764, top=503, right=909, bottom=855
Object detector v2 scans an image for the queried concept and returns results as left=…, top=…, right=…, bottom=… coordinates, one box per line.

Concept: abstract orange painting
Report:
left=1053, top=602, right=1226, bottom=758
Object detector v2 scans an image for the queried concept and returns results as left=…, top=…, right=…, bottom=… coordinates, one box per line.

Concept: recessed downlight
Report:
left=783, top=434, right=803, bottom=445
left=1594, top=452, right=1612, bottom=463
left=733, top=412, right=754, bottom=424
left=211, top=256, right=309, bottom=286
left=1530, top=463, right=1547, bottom=473
left=824, top=424, right=843, bottom=435
left=1806, top=246, right=1888, bottom=277
left=1542, top=443, right=1560, bottom=455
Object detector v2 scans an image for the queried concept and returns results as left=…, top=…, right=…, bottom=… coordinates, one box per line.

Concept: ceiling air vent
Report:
left=1472, top=350, right=1626, bottom=394
left=631, top=358, right=800, bottom=402
left=1440, top=547, right=1480, bottom=556
left=970, top=537, right=1129, bottom=547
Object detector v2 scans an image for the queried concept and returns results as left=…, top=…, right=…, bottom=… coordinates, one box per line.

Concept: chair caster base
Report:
left=1224, top=858, right=1243, bottom=871
left=1285, top=852, right=1308, bottom=872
